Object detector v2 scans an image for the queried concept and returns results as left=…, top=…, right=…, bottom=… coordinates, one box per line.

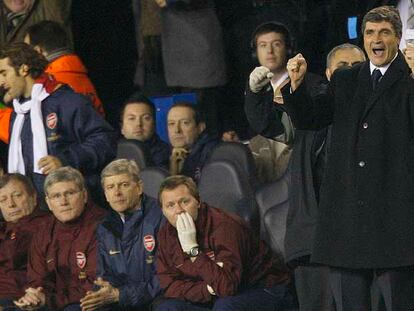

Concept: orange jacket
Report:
left=45, top=54, right=105, bottom=116
left=0, top=107, right=12, bottom=143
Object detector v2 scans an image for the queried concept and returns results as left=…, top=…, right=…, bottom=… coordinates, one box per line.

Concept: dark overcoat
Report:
left=283, top=52, right=414, bottom=268
left=159, top=0, right=227, bottom=88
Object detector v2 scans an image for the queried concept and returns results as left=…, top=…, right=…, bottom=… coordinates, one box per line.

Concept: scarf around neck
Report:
left=8, top=74, right=58, bottom=175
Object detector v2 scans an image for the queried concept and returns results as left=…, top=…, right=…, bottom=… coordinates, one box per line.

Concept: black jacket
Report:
left=283, top=52, right=414, bottom=268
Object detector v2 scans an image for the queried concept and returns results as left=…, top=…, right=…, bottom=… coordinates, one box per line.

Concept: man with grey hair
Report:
left=285, top=5, right=414, bottom=310
left=14, top=166, right=106, bottom=311
left=325, top=43, right=366, bottom=81
left=80, top=159, right=163, bottom=310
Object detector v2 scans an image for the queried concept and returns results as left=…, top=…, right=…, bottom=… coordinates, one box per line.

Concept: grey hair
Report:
left=101, top=159, right=141, bottom=187
left=326, top=43, right=366, bottom=68
left=44, top=166, right=85, bottom=195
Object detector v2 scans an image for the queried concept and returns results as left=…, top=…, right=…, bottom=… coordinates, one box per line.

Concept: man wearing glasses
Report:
left=14, top=166, right=106, bottom=311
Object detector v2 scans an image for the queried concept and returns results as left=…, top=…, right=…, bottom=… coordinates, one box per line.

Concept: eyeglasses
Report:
left=47, top=189, right=82, bottom=201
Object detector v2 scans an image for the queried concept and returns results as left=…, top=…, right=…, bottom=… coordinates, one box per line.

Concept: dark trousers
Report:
left=329, top=266, right=414, bottom=311
left=153, top=284, right=293, bottom=311
left=294, top=264, right=335, bottom=311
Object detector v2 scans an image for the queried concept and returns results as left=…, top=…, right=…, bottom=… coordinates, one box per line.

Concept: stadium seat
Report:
left=207, top=142, right=259, bottom=189
left=198, top=160, right=259, bottom=233
left=140, top=166, right=170, bottom=199
left=255, top=173, right=289, bottom=258
left=116, top=138, right=154, bottom=170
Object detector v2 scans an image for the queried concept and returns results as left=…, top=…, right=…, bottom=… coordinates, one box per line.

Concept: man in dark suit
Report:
left=284, top=6, right=414, bottom=310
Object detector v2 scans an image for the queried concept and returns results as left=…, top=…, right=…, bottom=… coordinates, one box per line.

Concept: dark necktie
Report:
left=371, top=69, right=382, bottom=91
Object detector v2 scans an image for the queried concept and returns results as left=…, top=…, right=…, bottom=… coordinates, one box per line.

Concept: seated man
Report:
left=121, top=93, right=170, bottom=169
left=0, top=43, right=116, bottom=204
left=167, top=103, right=219, bottom=182
left=14, top=166, right=106, bottom=311
left=155, top=175, right=292, bottom=310
left=80, top=159, right=163, bottom=310
left=24, top=20, right=105, bottom=116
left=0, top=173, right=48, bottom=308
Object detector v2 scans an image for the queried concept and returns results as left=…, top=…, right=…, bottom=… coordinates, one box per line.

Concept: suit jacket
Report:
left=282, top=52, right=414, bottom=268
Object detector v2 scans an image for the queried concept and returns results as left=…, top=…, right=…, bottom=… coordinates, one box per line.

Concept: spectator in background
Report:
left=14, top=167, right=106, bottom=311
left=153, top=0, right=227, bottom=136
left=0, top=43, right=116, bottom=204
left=120, top=92, right=170, bottom=169
left=154, top=175, right=292, bottom=310
left=167, top=102, right=219, bottom=182
left=24, top=20, right=105, bottom=116
left=0, top=0, right=72, bottom=47
left=0, top=174, right=48, bottom=308
left=80, top=159, right=163, bottom=310
left=245, top=22, right=323, bottom=183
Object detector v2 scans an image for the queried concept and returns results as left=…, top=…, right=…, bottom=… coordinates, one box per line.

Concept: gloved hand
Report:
left=249, top=66, right=274, bottom=93
left=176, top=212, right=198, bottom=254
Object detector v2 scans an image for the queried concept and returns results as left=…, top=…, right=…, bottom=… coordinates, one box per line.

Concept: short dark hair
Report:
left=362, top=6, right=402, bottom=38
left=25, top=20, right=70, bottom=53
left=168, top=102, right=204, bottom=125
left=120, top=92, right=156, bottom=122
left=251, top=21, right=293, bottom=52
left=158, top=175, right=199, bottom=205
left=0, top=42, right=48, bottom=79
left=0, top=173, right=36, bottom=197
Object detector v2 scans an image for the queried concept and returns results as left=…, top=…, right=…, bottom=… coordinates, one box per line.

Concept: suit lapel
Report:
left=362, top=53, right=407, bottom=119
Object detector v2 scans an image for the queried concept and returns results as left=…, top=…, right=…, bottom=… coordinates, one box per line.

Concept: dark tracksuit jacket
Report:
left=96, top=195, right=164, bottom=309
left=156, top=203, right=289, bottom=303
left=27, top=204, right=106, bottom=310
left=0, top=210, right=48, bottom=300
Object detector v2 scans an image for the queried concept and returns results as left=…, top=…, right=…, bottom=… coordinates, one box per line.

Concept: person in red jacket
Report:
left=14, top=166, right=106, bottom=311
left=24, top=20, right=105, bottom=116
left=0, top=173, right=48, bottom=308
left=154, top=175, right=293, bottom=310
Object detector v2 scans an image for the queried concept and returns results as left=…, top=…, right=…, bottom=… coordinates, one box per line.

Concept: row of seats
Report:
left=116, top=139, right=289, bottom=260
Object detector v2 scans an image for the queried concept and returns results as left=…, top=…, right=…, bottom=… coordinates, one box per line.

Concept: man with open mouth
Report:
left=282, top=5, right=414, bottom=311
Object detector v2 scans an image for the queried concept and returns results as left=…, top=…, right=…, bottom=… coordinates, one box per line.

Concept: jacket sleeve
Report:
left=156, top=222, right=247, bottom=303
left=53, top=95, right=116, bottom=173
left=27, top=227, right=59, bottom=310
left=281, top=77, right=334, bottom=130
left=244, top=84, right=287, bottom=138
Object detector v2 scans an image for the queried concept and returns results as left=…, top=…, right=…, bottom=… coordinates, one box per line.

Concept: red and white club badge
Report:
left=46, top=113, right=58, bottom=129
left=76, top=252, right=86, bottom=269
left=143, top=235, right=155, bottom=252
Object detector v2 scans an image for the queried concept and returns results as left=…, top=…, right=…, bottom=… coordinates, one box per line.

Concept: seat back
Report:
left=140, top=167, right=170, bottom=199
left=208, top=142, right=259, bottom=188
left=255, top=173, right=289, bottom=258
left=116, top=138, right=153, bottom=170
left=198, top=160, right=259, bottom=232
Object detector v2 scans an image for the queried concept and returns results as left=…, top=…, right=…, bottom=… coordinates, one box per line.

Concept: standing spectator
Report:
left=24, top=20, right=105, bottom=116
left=0, top=43, right=116, bottom=204
left=0, top=0, right=72, bottom=47
left=154, top=0, right=227, bottom=135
